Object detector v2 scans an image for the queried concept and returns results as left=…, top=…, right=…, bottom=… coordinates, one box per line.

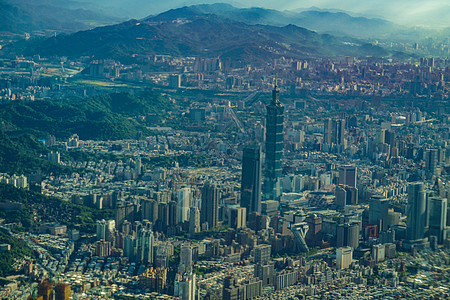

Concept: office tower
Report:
left=335, top=119, right=345, bottom=145
left=229, top=207, right=246, bottom=229
left=406, top=182, right=428, bottom=241
left=254, top=244, right=271, bottom=264
left=339, top=164, right=357, bottom=187
left=323, top=118, right=333, bottom=145
left=264, top=86, right=284, bottom=201
left=178, top=187, right=192, bottom=223
left=336, top=222, right=359, bottom=249
left=425, top=149, right=438, bottom=178
left=336, top=247, right=352, bottom=269
left=368, top=195, right=389, bottom=232
left=54, top=283, right=71, bottom=300
left=428, top=197, right=448, bottom=243
left=241, top=144, right=262, bottom=215
left=200, top=182, right=219, bottom=229
left=189, top=207, right=200, bottom=234
left=324, top=118, right=345, bottom=148
left=346, top=186, right=358, bottom=205
left=335, top=185, right=347, bottom=210
left=372, top=244, right=385, bottom=262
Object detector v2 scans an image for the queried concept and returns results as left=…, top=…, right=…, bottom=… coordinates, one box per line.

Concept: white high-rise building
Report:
left=178, top=187, right=192, bottom=223
left=336, top=246, right=352, bottom=269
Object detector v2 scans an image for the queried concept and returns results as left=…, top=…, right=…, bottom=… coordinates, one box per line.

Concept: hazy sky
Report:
left=97, top=0, right=449, bottom=27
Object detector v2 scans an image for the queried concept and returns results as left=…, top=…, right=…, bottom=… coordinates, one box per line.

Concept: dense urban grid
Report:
left=0, top=6, right=449, bottom=300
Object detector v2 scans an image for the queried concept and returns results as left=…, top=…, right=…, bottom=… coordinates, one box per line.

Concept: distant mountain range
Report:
left=149, top=3, right=400, bottom=39
left=0, top=0, right=121, bottom=34
left=11, top=8, right=402, bottom=62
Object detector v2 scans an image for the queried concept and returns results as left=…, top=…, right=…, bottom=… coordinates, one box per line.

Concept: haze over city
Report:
left=0, top=0, right=448, bottom=299
left=88, top=0, right=450, bottom=26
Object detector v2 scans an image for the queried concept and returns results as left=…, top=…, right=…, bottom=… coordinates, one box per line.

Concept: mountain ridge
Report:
left=9, top=11, right=394, bottom=62
left=145, top=4, right=401, bottom=39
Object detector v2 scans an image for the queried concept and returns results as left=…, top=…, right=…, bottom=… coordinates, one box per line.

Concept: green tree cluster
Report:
left=0, top=230, right=36, bottom=277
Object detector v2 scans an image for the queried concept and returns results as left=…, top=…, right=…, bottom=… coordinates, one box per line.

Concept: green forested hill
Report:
left=0, top=89, right=173, bottom=174
left=0, top=89, right=172, bottom=140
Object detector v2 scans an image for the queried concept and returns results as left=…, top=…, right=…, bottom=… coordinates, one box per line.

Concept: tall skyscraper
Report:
left=241, top=144, right=262, bottom=215
left=368, top=195, right=389, bottom=232
left=323, top=118, right=345, bottom=151
left=339, top=164, right=357, bottom=187
left=178, top=187, right=192, bottom=223
left=264, top=86, right=284, bottom=201
left=200, top=182, right=219, bottom=230
left=406, top=182, right=428, bottom=241
left=428, top=196, right=448, bottom=244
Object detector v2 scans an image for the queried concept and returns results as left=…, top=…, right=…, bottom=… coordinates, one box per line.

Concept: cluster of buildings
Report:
left=0, top=51, right=448, bottom=104
left=0, top=48, right=449, bottom=299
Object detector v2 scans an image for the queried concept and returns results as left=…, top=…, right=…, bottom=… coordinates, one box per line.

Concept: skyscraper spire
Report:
left=272, top=84, right=280, bottom=105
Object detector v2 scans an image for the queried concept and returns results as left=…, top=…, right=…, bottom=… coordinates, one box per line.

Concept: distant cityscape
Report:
left=0, top=2, right=449, bottom=300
